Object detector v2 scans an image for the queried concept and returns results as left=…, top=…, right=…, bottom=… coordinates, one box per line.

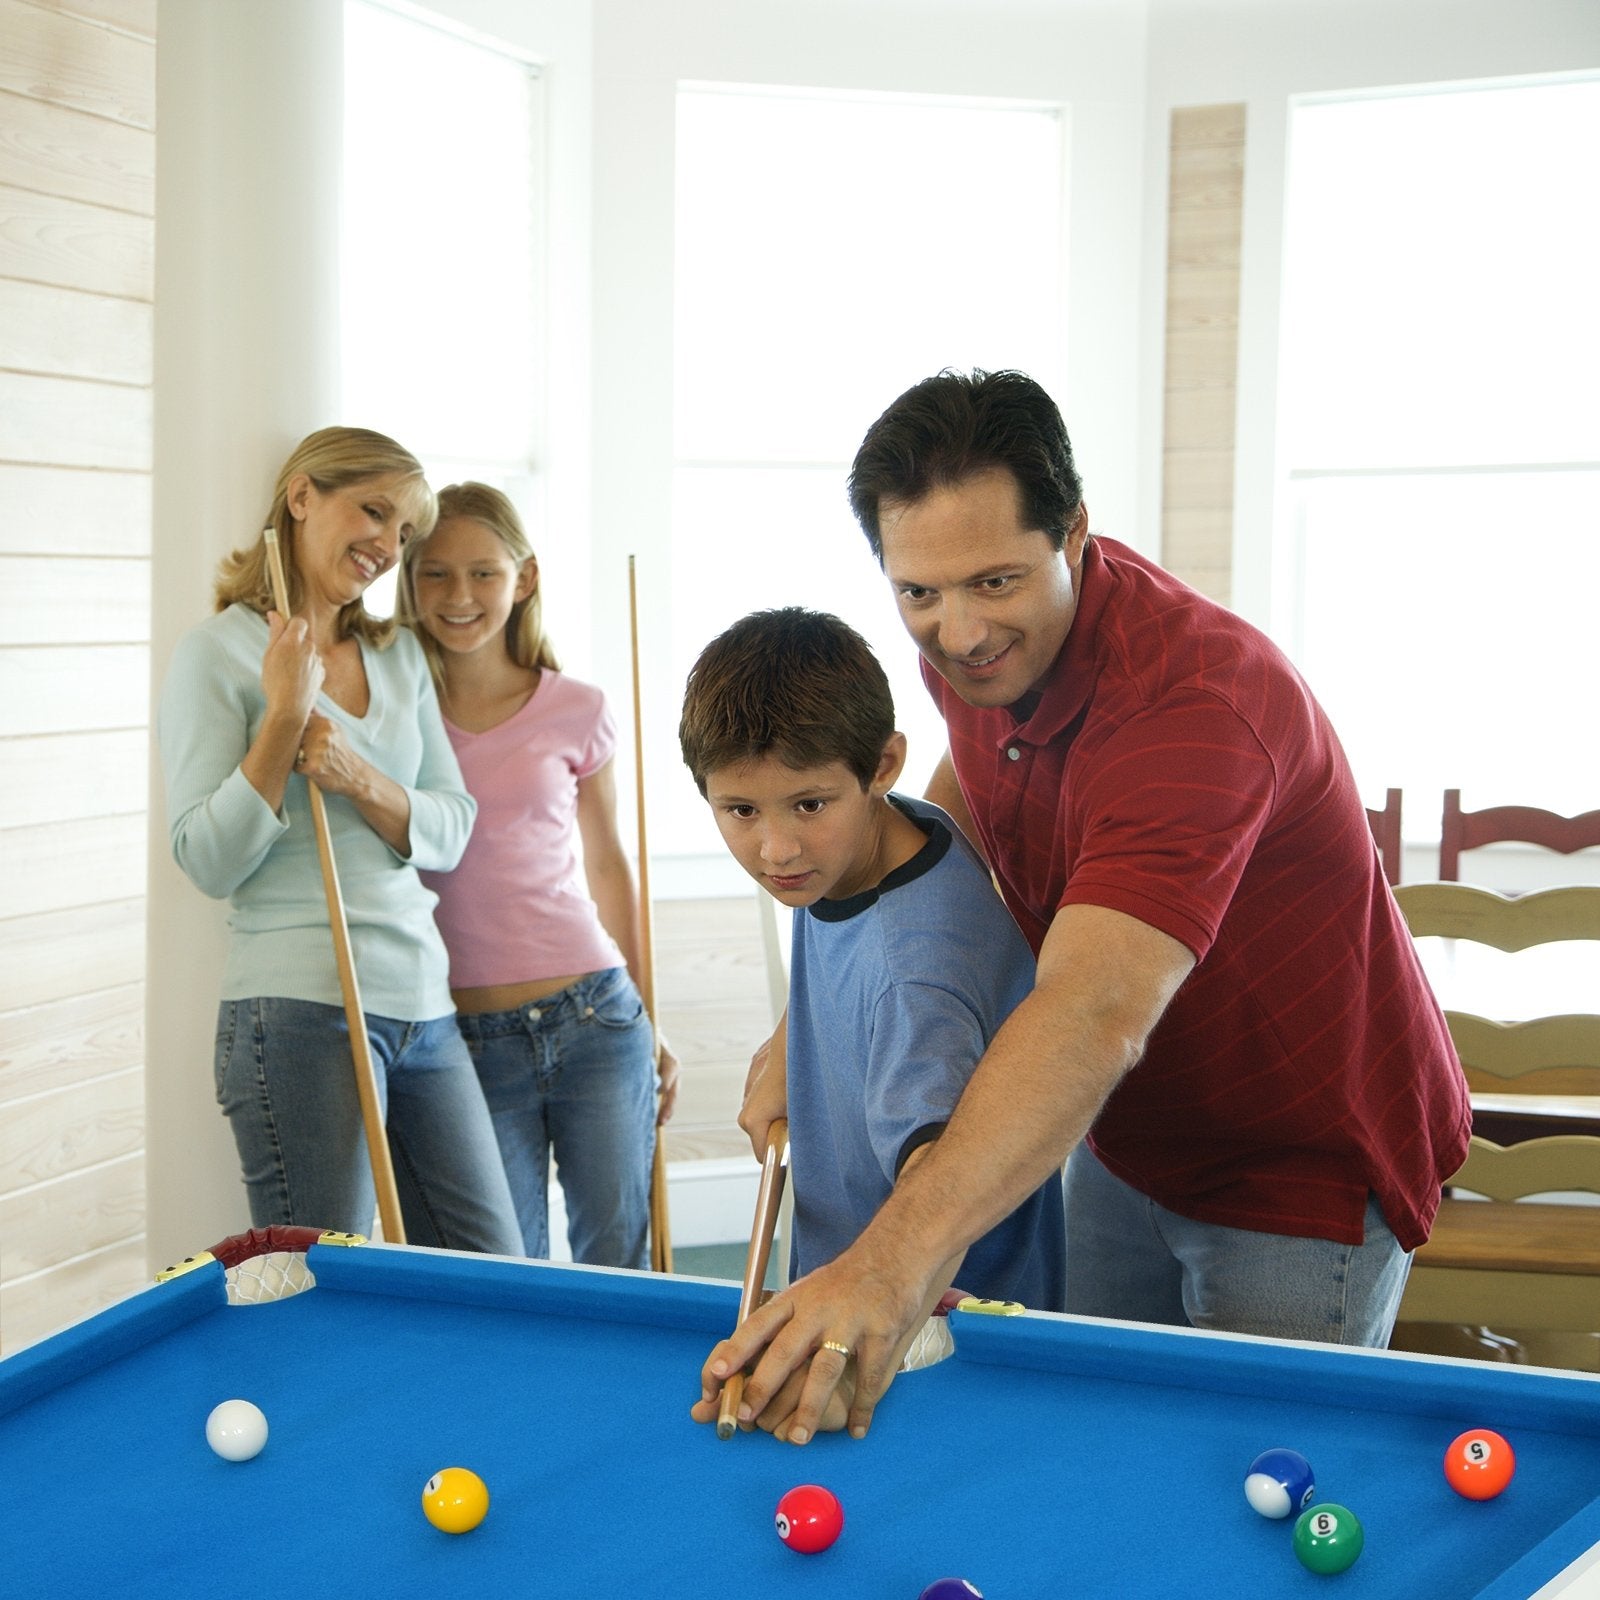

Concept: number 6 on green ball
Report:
left=1293, top=1503, right=1364, bottom=1575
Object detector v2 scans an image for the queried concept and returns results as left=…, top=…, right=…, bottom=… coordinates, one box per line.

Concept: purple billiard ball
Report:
left=1244, top=1447, right=1315, bottom=1519
left=919, top=1582, right=984, bottom=1599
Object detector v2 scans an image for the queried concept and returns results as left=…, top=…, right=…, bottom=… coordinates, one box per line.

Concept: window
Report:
left=666, top=83, right=1066, bottom=860
left=1277, top=77, right=1600, bottom=818
left=342, top=1, right=546, bottom=616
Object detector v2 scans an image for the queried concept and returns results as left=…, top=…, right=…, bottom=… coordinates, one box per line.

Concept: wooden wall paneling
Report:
left=0, top=984, right=142, bottom=1102
left=0, top=371, right=151, bottom=469
left=0, top=465, right=151, bottom=556
left=1167, top=137, right=1244, bottom=210
left=1161, top=102, right=1246, bottom=598
left=1164, top=388, right=1236, bottom=452
left=24, top=0, right=155, bottom=39
left=0, top=279, right=152, bottom=382
left=0, top=0, right=156, bottom=128
left=0, top=1238, right=148, bottom=1357
left=0, top=729, right=148, bottom=828
left=0, top=88, right=155, bottom=213
left=0, top=182, right=152, bottom=297
left=0, top=643, right=149, bottom=734
left=0, top=554, right=150, bottom=644
left=0, top=0, right=155, bottom=1357
left=0, top=898, right=145, bottom=1010
left=0, top=1065, right=143, bottom=1192
left=652, top=896, right=773, bottom=1164
left=1161, top=447, right=1235, bottom=511
left=2, top=813, right=147, bottom=917
left=0, top=1152, right=144, bottom=1279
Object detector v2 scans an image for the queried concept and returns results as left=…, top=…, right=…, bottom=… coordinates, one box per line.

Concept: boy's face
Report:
left=703, top=748, right=900, bottom=908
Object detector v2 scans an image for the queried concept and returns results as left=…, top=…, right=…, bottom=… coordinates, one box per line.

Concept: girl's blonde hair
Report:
left=213, top=426, right=437, bottom=646
left=397, top=481, right=560, bottom=685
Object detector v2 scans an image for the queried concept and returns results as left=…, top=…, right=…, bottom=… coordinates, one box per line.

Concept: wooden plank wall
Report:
left=0, top=0, right=156, bottom=1355
left=1160, top=103, right=1245, bottom=603
left=653, top=896, right=774, bottom=1168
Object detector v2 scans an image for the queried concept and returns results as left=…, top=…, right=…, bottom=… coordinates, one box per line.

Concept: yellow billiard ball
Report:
left=422, top=1466, right=490, bottom=1533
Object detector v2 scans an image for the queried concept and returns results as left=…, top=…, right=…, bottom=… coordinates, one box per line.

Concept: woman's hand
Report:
left=261, top=610, right=323, bottom=728
left=655, top=1035, right=682, bottom=1124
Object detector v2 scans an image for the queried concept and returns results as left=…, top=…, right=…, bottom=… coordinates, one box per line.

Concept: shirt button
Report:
left=1007, top=746, right=1021, bottom=761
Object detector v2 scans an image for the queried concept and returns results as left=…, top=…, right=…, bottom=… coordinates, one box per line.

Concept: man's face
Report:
left=879, top=467, right=1087, bottom=711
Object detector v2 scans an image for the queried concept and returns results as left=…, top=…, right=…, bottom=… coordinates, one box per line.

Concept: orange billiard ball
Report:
left=1444, top=1429, right=1515, bottom=1500
left=422, top=1466, right=490, bottom=1533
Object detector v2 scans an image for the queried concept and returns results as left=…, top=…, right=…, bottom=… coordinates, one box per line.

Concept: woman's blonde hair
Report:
left=213, top=426, right=437, bottom=646
left=397, top=481, right=560, bottom=686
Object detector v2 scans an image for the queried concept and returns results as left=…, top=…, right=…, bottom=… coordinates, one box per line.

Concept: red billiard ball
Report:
left=1445, top=1428, right=1515, bottom=1500
left=774, top=1484, right=843, bottom=1553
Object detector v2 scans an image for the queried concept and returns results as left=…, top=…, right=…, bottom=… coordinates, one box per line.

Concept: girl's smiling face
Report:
left=408, top=514, right=536, bottom=659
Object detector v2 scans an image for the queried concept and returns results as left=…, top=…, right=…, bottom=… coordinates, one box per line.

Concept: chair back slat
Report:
left=1447, top=1014, right=1600, bottom=1092
left=1448, top=1135, right=1600, bottom=1203
left=1366, top=787, right=1403, bottom=886
left=1441, top=789, right=1600, bottom=882
left=1394, top=883, right=1600, bottom=951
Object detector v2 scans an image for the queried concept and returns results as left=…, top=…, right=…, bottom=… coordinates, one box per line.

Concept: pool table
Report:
left=3, top=1233, right=1599, bottom=1599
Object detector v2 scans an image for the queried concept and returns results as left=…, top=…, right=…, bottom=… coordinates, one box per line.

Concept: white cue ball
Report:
left=206, top=1398, right=269, bottom=1461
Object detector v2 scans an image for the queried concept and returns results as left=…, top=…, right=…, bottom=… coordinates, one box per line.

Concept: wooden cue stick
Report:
left=717, top=1116, right=790, bottom=1440
left=628, top=555, right=672, bottom=1273
left=262, top=529, right=407, bottom=1245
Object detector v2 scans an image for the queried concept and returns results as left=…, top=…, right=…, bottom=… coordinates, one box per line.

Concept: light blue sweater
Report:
left=158, top=604, right=475, bottom=1020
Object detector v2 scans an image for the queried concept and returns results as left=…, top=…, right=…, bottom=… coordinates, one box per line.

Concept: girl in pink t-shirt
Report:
left=398, top=483, right=678, bottom=1267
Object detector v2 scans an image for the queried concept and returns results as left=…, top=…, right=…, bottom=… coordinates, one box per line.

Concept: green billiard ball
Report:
left=1293, top=1503, right=1364, bottom=1575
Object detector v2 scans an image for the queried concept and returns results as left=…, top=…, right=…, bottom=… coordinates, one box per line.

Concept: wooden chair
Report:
left=1366, top=787, right=1403, bottom=886
left=1393, top=883, right=1600, bottom=1335
left=1439, top=789, right=1600, bottom=883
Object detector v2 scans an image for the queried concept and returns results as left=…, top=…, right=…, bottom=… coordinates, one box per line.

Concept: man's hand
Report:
left=695, top=1231, right=935, bottom=1443
left=690, top=1348, right=855, bottom=1442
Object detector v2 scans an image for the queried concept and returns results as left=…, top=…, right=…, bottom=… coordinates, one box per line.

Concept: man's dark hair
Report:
left=679, top=608, right=894, bottom=794
left=847, top=368, right=1084, bottom=558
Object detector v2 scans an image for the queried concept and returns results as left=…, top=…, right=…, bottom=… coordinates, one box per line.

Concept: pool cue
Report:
left=717, top=1117, right=790, bottom=1440
left=262, top=529, right=407, bottom=1245
left=629, top=555, right=672, bottom=1273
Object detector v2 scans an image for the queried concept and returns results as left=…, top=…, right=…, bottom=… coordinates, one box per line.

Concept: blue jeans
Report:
left=456, top=967, right=657, bottom=1269
left=1063, top=1144, right=1413, bottom=1346
left=214, top=998, right=521, bottom=1255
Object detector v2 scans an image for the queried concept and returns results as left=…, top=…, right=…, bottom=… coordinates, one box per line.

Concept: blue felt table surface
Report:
left=3, top=1243, right=1599, bottom=1599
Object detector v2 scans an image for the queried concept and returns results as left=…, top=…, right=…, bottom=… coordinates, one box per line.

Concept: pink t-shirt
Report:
left=421, top=671, right=626, bottom=987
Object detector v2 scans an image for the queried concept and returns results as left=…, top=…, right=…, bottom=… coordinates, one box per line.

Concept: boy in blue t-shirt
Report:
left=679, top=607, right=1065, bottom=1439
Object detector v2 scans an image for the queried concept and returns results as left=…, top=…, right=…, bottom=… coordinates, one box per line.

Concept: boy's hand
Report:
left=739, top=1026, right=787, bottom=1160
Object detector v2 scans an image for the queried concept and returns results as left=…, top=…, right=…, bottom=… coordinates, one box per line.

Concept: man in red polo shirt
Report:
left=699, top=369, right=1468, bottom=1446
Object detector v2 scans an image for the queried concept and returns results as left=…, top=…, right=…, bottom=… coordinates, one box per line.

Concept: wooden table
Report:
left=1471, top=1093, right=1600, bottom=1144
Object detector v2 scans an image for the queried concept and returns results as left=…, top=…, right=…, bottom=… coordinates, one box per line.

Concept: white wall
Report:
left=417, top=0, right=1151, bottom=885
left=583, top=0, right=1148, bottom=871
left=1140, top=0, right=1600, bottom=627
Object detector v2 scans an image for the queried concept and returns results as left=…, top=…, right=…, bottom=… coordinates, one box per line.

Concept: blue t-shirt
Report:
left=785, top=794, right=1066, bottom=1312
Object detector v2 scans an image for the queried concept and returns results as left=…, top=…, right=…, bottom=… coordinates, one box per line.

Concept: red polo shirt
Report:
left=926, top=536, right=1468, bottom=1250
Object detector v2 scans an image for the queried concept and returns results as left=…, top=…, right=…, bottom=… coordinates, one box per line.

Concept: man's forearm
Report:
left=849, top=902, right=1195, bottom=1278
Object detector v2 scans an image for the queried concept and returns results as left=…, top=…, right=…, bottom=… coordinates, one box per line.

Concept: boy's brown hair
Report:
left=679, top=608, right=895, bottom=794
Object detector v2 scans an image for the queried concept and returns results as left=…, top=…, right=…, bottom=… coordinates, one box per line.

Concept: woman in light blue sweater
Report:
left=157, top=427, right=520, bottom=1252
